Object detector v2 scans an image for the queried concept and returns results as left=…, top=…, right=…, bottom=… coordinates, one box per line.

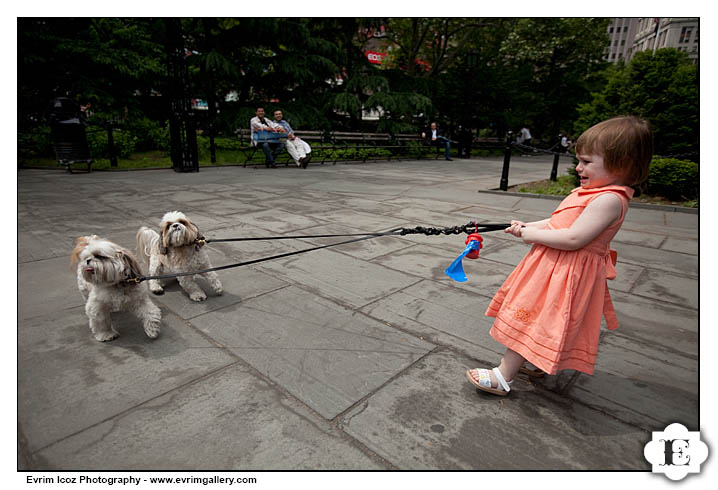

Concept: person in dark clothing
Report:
left=421, top=122, right=453, bottom=161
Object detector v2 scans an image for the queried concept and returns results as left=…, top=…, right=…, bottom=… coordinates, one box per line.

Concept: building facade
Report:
left=606, top=17, right=699, bottom=63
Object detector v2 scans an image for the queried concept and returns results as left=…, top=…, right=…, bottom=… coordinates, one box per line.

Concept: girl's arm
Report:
left=505, top=218, right=550, bottom=237
left=518, top=193, right=622, bottom=250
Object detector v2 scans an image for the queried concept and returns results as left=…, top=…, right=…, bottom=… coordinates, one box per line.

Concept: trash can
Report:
left=46, top=97, right=93, bottom=173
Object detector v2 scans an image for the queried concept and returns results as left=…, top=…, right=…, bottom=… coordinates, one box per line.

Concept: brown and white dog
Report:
left=136, top=211, right=223, bottom=302
left=71, top=235, right=161, bottom=342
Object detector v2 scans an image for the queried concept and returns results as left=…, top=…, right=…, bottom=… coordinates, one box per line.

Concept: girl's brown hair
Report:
left=575, top=116, right=653, bottom=185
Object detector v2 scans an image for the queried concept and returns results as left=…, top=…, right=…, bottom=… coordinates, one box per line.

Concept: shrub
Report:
left=127, top=117, right=170, bottom=152
left=646, top=157, right=699, bottom=200
left=18, top=127, right=53, bottom=159
left=87, top=128, right=137, bottom=159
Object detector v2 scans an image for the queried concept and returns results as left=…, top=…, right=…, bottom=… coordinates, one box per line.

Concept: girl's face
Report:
left=575, top=153, right=623, bottom=188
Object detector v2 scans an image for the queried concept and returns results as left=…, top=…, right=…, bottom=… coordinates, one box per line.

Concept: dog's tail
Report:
left=136, top=227, right=160, bottom=266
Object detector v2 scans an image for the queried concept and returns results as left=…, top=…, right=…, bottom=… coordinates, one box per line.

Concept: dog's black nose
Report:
left=172, top=223, right=180, bottom=229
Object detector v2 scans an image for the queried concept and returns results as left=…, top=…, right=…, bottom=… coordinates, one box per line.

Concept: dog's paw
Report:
left=94, top=331, right=119, bottom=342
left=150, top=286, right=164, bottom=295
left=189, top=291, right=207, bottom=302
left=212, top=286, right=223, bottom=296
left=144, top=322, right=161, bottom=339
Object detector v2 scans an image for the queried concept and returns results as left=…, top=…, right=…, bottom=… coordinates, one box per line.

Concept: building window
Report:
left=621, top=39, right=626, bottom=46
left=611, top=53, right=616, bottom=59
left=609, top=27, right=614, bottom=33
left=695, top=29, right=699, bottom=42
left=680, top=27, right=687, bottom=43
left=614, top=40, right=618, bottom=46
left=624, top=26, right=628, bottom=32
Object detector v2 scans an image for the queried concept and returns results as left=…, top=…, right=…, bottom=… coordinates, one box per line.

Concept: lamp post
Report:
left=166, top=18, right=199, bottom=173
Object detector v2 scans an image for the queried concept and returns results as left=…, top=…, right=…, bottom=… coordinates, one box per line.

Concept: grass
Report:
left=510, top=175, right=698, bottom=208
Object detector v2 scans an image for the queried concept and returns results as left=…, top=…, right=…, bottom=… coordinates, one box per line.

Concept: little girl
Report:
left=466, top=116, right=653, bottom=395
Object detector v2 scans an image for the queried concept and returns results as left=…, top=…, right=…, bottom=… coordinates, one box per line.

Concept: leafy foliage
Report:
left=646, top=158, right=699, bottom=200
left=574, top=49, right=698, bottom=157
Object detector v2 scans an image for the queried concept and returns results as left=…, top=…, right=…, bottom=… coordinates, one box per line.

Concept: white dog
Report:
left=136, top=211, right=223, bottom=302
left=71, top=235, right=162, bottom=342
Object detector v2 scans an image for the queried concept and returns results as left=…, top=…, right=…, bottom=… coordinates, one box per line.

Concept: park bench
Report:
left=328, top=132, right=402, bottom=164
left=394, top=133, right=443, bottom=160
left=232, top=128, right=462, bottom=166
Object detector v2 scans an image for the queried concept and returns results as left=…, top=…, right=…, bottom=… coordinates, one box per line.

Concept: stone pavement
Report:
left=17, top=155, right=698, bottom=470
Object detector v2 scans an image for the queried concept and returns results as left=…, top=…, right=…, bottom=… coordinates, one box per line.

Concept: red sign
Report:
left=366, top=51, right=386, bottom=65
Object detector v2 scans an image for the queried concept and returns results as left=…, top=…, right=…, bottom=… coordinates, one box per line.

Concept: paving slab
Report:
left=629, top=268, right=699, bottom=308
left=228, top=208, right=332, bottom=233
left=660, top=236, right=699, bottom=255
left=174, top=197, right=267, bottom=217
left=150, top=247, right=289, bottom=320
left=370, top=243, right=517, bottom=299
left=258, top=248, right=422, bottom=309
left=360, top=279, right=502, bottom=362
left=19, top=254, right=91, bottom=320
left=340, top=350, right=650, bottom=470
left=32, top=364, right=385, bottom=470
left=190, top=286, right=435, bottom=419
left=613, top=241, right=698, bottom=276
left=290, top=223, right=416, bottom=261
left=610, top=290, right=698, bottom=356
left=613, top=228, right=667, bottom=248
left=18, top=308, right=235, bottom=452
left=567, top=333, right=698, bottom=431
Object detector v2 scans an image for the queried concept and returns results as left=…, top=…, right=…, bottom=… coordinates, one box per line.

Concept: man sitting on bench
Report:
left=250, top=107, right=284, bottom=168
left=421, top=122, right=453, bottom=161
left=273, top=109, right=312, bottom=169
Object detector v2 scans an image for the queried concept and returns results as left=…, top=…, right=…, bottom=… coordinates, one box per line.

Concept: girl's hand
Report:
left=505, top=220, right=526, bottom=238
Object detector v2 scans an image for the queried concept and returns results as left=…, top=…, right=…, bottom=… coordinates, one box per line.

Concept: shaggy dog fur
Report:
left=136, top=211, right=223, bottom=302
left=71, top=235, right=161, bottom=342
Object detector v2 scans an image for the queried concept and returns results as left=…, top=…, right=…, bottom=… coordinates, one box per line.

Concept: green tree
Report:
left=574, top=48, right=698, bottom=157
left=497, top=18, right=611, bottom=139
left=315, top=18, right=432, bottom=133
left=18, top=18, right=166, bottom=126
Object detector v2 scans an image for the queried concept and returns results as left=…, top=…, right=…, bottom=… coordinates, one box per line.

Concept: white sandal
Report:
left=466, top=367, right=512, bottom=396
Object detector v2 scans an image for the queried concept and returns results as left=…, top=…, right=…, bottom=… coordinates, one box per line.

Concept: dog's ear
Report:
left=118, top=249, right=143, bottom=279
left=160, top=222, right=171, bottom=253
left=70, top=236, right=91, bottom=270
left=179, top=218, right=199, bottom=242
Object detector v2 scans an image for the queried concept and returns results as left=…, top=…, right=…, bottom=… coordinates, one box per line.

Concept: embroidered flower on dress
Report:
left=514, top=308, right=531, bottom=323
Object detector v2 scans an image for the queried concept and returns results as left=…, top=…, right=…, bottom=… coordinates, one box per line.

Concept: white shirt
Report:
left=249, top=116, right=279, bottom=146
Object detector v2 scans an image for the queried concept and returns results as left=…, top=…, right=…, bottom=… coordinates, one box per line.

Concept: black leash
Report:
left=199, top=221, right=509, bottom=244
left=126, top=221, right=510, bottom=284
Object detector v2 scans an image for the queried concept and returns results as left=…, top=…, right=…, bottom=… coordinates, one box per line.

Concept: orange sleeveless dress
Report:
left=485, top=185, right=634, bottom=375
